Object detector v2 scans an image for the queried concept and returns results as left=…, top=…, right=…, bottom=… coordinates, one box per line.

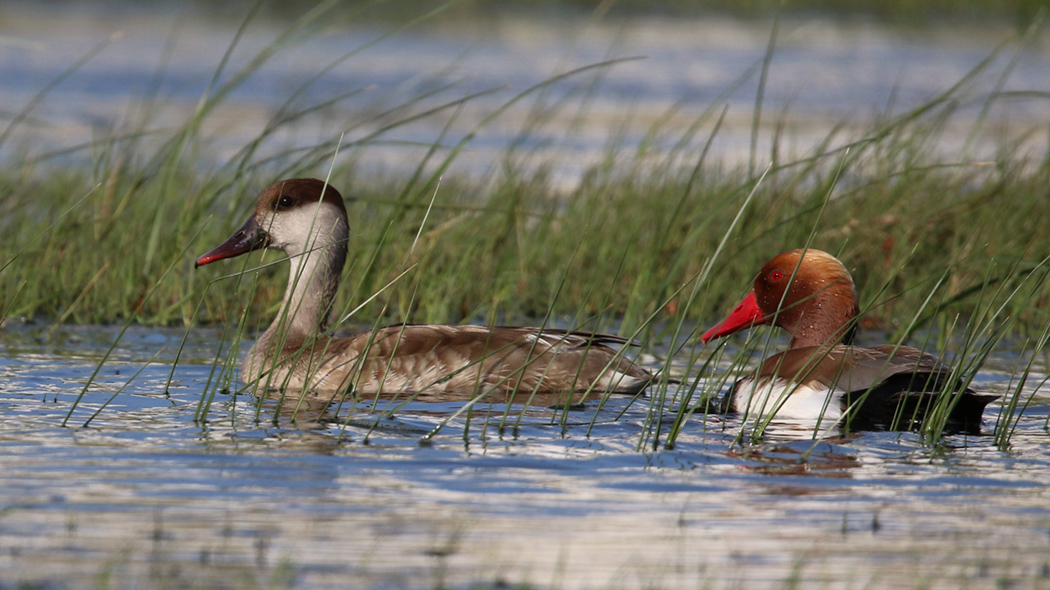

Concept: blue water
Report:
left=2, top=9, right=1047, bottom=188
left=1, top=323, right=1048, bottom=589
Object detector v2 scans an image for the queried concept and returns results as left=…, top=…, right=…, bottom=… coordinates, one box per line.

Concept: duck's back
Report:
left=250, top=324, right=650, bottom=396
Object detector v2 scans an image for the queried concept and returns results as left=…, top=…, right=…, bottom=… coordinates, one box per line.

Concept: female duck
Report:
left=701, top=248, right=996, bottom=431
left=196, top=178, right=651, bottom=397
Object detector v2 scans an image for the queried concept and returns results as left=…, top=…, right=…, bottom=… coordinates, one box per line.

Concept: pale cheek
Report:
left=264, top=207, right=342, bottom=250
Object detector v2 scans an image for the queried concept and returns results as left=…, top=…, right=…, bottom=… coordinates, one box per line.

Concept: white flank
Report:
left=732, top=378, right=844, bottom=421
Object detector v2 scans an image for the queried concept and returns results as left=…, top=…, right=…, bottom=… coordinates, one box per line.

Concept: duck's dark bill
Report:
left=195, top=217, right=269, bottom=267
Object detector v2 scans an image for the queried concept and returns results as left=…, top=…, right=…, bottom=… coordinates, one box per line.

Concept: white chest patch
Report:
left=731, top=378, right=844, bottom=422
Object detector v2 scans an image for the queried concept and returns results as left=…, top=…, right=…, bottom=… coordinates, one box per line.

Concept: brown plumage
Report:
left=196, top=178, right=651, bottom=398
left=702, top=249, right=997, bottom=431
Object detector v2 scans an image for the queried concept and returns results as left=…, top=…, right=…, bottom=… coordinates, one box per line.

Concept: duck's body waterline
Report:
left=196, top=178, right=652, bottom=396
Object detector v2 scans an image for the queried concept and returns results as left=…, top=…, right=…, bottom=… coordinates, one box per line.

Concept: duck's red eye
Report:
left=769, top=270, right=784, bottom=282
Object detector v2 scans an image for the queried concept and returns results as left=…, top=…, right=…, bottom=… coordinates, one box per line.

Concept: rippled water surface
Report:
left=2, top=8, right=1048, bottom=186
left=1, top=324, right=1049, bottom=589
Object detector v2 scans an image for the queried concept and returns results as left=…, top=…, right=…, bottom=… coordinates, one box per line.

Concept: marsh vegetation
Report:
left=1, top=3, right=1049, bottom=588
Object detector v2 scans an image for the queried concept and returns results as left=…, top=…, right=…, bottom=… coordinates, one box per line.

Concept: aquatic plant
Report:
left=1, top=3, right=1046, bottom=446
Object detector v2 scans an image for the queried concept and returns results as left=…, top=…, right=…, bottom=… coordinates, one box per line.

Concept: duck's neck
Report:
left=264, top=216, right=348, bottom=351
left=787, top=303, right=859, bottom=349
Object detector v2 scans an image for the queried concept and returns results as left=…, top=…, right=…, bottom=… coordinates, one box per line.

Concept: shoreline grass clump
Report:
left=0, top=8, right=1046, bottom=338
left=8, top=145, right=1050, bottom=339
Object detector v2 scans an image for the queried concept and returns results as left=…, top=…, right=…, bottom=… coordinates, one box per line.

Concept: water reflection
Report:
left=730, top=438, right=862, bottom=478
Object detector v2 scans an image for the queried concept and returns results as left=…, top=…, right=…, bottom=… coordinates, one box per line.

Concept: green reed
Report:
left=8, top=114, right=1050, bottom=336
left=0, top=4, right=1047, bottom=443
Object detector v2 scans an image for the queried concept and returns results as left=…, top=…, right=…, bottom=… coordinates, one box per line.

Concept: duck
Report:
left=700, top=248, right=997, bottom=431
left=194, top=178, right=652, bottom=398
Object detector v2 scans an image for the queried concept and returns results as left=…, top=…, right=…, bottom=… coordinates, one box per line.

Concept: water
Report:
left=1, top=9, right=1048, bottom=188
left=1, top=323, right=1048, bottom=589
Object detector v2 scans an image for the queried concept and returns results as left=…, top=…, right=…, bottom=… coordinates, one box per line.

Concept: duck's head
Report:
left=701, top=248, right=859, bottom=348
left=195, top=178, right=348, bottom=267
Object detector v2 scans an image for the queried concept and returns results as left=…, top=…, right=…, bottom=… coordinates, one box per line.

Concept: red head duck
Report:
left=702, top=249, right=996, bottom=431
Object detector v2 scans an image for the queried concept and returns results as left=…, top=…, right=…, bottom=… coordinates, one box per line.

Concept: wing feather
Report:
left=275, top=324, right=650, bottom=396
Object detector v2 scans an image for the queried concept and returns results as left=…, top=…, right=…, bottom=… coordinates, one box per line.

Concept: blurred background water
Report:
left=1, top=3, right=1047, bottom=188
